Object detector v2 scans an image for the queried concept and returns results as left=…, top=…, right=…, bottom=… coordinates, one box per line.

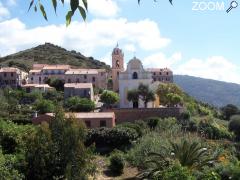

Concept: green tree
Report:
left=157, top=83, right=183, bottom=106
left=221, top=104, right=239, bottom=120
left=65, top=96, right=95, bottom=112
left=229, top=115, right=240, bottom=141
left=34, top=99, right=55, bottom=114
left=167, top=93, right=183, bottom=107
left=26, top=108, right=94, bottom=179
left=138, top=83, right=156, bottom=108
left=100, top=90, right=119, bottom=108
left=127, top=89, right=139, bottom=108
left=46, top=78, right=65, bottom=91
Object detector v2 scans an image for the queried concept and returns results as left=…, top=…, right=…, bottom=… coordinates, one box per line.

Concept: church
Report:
left=111, top=45, right=173, bottom=108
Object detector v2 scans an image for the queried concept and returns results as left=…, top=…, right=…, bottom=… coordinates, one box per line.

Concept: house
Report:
left=22, top=84, right=54, bottom=93
left=0, top=67, right=28, bottom=88
left=64, top=83, right=94, bottom=100
left=28, top=64, right=108, bottom=89
left=32, top=112, right=116, bottom=128
left=147, top=68, right=173, bottom=83
left=28, top=64, right=70, bottom=84
left=64, top=69, right=107, bottom=89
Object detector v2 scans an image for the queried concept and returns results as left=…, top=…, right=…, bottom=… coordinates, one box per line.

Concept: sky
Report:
left=0, top=0, right=240, bottom=84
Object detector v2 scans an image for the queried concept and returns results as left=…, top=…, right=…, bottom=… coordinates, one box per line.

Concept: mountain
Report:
left=174, top=75, right=240, bottom=107
left=0, top=43, right=110, bottom=71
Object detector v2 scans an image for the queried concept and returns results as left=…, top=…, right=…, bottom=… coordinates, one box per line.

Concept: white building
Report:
left=119, top=57, right=153, bottom=108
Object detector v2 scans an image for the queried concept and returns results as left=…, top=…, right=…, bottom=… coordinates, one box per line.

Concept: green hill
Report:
left=174, top=75, right=240, bottom=107
left=0, top=43, right=110, bottom=71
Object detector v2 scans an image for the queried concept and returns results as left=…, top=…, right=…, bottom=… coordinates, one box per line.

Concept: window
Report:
left=159, top=72, right=162, bottom=75
left=153, top=72, right=156, bottom=76
left=76, top=78, right=80, bottom=83
left=39, top=77, right=42, bottom=83
left=116, top=60, right=120, bottom=68
left=11, top=73, right=13, bottom=77
left=153, top=78, right=156, bottom=82
left=68, top=79, right=71, bottom=83
left=117, top=72, right=119, bottom=77
left=92, top=77, right=95, bottom=82
left=31, top=77, right=33, bottom=81
left=85, top=121, right=91, bottom=128
left=4, top=73, right=6, bottom=77
left=84, top=75, right=87, bottom=79
left=84, top=90, right=87, bottom=96
left=100, top=120, right=106, bottom=127
left=132, top=72, right=138, bottom=79
left=166, top=72, right=169, bottom=75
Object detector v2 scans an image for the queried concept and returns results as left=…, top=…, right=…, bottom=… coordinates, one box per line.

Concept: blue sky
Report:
left=0, top=0, right=240, bottom=83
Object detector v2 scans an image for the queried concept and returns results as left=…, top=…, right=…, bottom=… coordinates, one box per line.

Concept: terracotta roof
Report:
left=46, top=112, right=115, bottom=119
left=42, top=65, right=70, bottom=70
left=32, top=64, right=49, bottom=70
left=29, top=70, right=41, bottom=73
left=64, top=83, right=93, bottom=89
left=22, top=84, right=53, bottom=88
left=0, top=67, right=20, bottom=73
left=65, top=69, right=99, bottom=75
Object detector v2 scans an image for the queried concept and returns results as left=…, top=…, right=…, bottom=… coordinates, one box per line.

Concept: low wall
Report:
left=103, top=108, right=183, bottom=124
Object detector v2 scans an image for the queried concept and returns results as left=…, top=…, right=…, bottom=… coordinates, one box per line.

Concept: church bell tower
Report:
left=111, top=44, right=124, bottom=92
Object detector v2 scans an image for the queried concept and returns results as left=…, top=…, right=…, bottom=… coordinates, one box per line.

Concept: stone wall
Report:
left=103, top=108, right=183, bottom=124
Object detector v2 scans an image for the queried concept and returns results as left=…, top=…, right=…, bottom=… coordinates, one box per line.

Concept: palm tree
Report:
left=138, top=84, right=156, bottom=108
left=169, top=140, right=218, bottom=170
left=127, top=89, right=139, bottom=108
left=139, top=139, right=219, bottom=179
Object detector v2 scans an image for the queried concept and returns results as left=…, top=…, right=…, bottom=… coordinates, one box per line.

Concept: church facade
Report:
left=111, top=45, right=174, bottom=108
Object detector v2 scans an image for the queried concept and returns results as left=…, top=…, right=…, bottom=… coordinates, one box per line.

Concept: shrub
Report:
left=216, top=162, right=240, bottom=180
left=100, top=90, right=119, bottom=108
left=221, top=104, right=239, bottom=120
left=229, top=115, right=240, bottom=141
left=34, top=99, right=55, bottom=114
left=199, top=121, right=232, bottom=140
left=109, top=151, right=125, bottom=175
left=85, top=127, right=138, bottom=151
left=65, top=97, right=95, bottom=112
left=146, top=117, right=160, bottom=130
left=118, top=122, right=144, bottom=137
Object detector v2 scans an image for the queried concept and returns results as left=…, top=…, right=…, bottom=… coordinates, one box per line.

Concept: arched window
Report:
left=132, top=72, right=138, bottom=79
left=116, top=60, right=120, bottom=68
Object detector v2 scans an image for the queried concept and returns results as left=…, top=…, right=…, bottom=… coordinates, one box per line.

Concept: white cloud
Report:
left=0, top=18, right=170, bottom=56
left=175, top=56, right=240, bottom=84
left=66, top=0, right=119, bottom=17
left=0, top=2, right=10, bottom=21
left=143, top=52, right=182, bottom=68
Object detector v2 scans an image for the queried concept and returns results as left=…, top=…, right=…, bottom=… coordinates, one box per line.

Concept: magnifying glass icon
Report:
left=226, top=1, right=238, bottom=13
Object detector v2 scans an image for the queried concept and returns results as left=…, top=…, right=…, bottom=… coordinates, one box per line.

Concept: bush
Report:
left=65, top=97, right=95, bottom=112
left=229, top=115, right=240, bottom=141
left=221, top=104, right=239, bottom=120
left=85, top=127, right=138, bottom=151
left=118, top=122, right=144, bottom=137
left=100, top=90, right=119, bottom=108
left=199, top=121, right=232, bottom=140
left=109, top=151, right=125, bottom=175
left=146, top=117, right=160, bottom=130
left=216, top=162, right=240, bottom=180
left=34, top=99, right=55, bottom=114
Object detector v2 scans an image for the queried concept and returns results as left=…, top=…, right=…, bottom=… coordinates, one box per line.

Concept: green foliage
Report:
left=229, top=115, right=240, bottom=141
left=25, top=108, right=95, bottom=179
left=215, top=162, right=240, bottom=180
left=221, top=104, right=239, bottom=120
left=65, top=96, right=95, bottom=112
left=46, top=78, right=64, bottom=91
left=109, top=150, right=125, bottom=175
left=157, top=83, right=184, bottom=106
left=100, top=90, right=119, bottom=108
left=34, top=99, right=55, bottom=114
left=199, top=121, right=233, bottom=140
left=86, top=127, right=139, bottom=151
left=118, top=122, right=144, bottom=137
left=42, top=90, right=64, bottom=103
left=127, top=83, right=155, bottom=108
left=0, top=151, right=24, bottom=180
left=29, top=0, right=173, bottom=25
left=146, top=117, right=160, bottom=130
